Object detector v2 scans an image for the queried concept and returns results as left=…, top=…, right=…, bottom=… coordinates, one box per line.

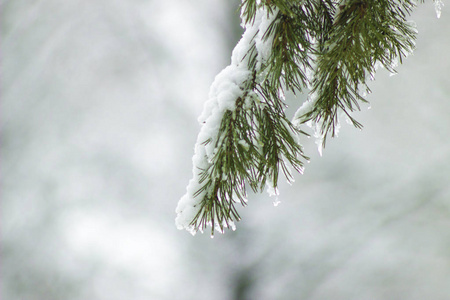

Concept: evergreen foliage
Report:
left=177, top=0, right=435, bottom=236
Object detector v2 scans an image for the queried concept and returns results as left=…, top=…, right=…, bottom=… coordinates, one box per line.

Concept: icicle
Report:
left=435, top=0, right=444, bottom=18
left=266, top=182, right=280, bottom=206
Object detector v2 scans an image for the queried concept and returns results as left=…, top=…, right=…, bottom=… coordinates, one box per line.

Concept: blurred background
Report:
left=2, top=1, right=450, bottom=299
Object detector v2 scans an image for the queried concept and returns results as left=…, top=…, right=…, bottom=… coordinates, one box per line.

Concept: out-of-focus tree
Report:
left=2, top=0, right=239, bottom=299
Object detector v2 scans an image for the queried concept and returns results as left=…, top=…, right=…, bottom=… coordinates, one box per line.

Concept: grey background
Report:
left=3, top=1, right=450, bottom=299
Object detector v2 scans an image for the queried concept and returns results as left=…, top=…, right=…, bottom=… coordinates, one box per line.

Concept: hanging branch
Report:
left=176, top=2, right=313, bottom=235
left=177, top=0, right=433, bottom=236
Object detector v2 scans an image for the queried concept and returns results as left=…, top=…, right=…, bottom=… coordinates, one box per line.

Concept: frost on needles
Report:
left=176, top=0, right=436, bottom=236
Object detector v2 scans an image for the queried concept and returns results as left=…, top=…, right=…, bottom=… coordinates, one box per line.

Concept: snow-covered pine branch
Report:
left=176, top=4, right=310, bottom=236
left=177, top=0, right=443, bottom=236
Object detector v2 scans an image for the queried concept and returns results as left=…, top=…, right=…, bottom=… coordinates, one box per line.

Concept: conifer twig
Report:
left=177, top=0, right=428, bottom=235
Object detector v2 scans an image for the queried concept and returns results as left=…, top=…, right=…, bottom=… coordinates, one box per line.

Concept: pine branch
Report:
left=177, top=0, right=431, bottom=236
left=298, top=0, right=418, bottom=145
left=176, top=4, right=311, bottom=235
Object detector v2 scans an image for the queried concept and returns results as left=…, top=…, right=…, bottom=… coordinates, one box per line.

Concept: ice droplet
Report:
left=266, top=183, right=278, bottom=197
left=229, top=221, right=236, bottom=231
left=345, top=116, right=353, bottom=125
left=316, top=137, right=323, bottom=156
left=266, top=183, right=280, bottom=206
left=435, top=0, right=444, bottom=19
left=318, top=146, right=323, bottom=156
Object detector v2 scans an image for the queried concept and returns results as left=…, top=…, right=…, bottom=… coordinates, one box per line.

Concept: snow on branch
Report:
left=177, top=0, right=434, bottom=236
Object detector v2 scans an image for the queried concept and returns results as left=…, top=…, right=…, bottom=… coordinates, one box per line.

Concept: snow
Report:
left=292, top=93, right=328, bottom=156
left=238, top=139, right=250, bottom=150
left=292, top=96, right=316, bottom=127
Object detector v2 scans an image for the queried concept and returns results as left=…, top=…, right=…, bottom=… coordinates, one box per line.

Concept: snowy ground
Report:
left=3, top=1, right=450, bottom=299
